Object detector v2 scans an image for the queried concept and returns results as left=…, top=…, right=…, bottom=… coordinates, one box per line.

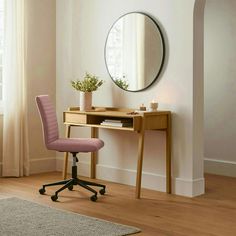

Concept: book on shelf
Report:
left=103, top=119, right=131, bottom=123
left=100, top=121, right=133, bottom=127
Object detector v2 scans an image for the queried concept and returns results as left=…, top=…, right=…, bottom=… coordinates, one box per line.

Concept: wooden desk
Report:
left=63, top=107, right=171, bottom=198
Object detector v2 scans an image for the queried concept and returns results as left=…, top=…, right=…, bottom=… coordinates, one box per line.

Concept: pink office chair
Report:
left=36, top=95, right=106, bottom=202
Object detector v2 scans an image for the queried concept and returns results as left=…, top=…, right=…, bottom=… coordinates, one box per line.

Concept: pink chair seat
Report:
left=47, top=138, right=104, bottom=153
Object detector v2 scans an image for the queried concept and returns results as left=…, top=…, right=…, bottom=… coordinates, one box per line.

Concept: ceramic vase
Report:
left=80, top=91, right=92, bottom=111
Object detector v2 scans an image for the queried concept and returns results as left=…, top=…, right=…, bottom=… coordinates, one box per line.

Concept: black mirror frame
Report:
left=104, top=12, right=166, bottom=92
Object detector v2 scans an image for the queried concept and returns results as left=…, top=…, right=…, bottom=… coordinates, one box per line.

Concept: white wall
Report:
left=204, top=0, right=236, bottom=177
left=56, top=0, right=205, bottom=197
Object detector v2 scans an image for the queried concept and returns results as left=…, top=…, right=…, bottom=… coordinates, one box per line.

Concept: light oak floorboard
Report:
left=0, top=173, right=235, bottom=236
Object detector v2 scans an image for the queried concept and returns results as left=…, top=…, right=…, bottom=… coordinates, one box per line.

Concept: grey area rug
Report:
left=0, top=197, right=140, bottom=236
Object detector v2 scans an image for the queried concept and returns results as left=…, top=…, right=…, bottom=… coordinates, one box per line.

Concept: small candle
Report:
left=139, top=103, right=146, bottom=111
left=150, top=100, right=158, bottom=111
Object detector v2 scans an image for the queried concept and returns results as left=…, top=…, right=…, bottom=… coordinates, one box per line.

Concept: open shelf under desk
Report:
left=64, top=123, right=136, bottom=131
left=63, top=107, right=142, bottom=131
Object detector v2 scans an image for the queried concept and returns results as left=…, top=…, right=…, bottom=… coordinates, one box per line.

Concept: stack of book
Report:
left=100, top=119, right=133, bottom=127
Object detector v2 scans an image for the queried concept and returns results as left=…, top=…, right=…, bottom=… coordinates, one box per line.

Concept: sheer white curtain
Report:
left=2, top=0, right=29, bottom=177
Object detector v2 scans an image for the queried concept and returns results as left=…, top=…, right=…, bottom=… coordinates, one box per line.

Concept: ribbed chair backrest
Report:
left=36, top=95, right=59, bottom=148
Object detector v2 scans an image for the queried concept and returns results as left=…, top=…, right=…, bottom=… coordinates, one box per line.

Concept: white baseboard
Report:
left=0, top=157, right=56, bottom=176
left=173, top=177, right=205, bottom=197
left=204, top=158, right=236, bottom=177
left=56, top=157, right=205, bottom=197
left=30, top=157, right=56, bottom=174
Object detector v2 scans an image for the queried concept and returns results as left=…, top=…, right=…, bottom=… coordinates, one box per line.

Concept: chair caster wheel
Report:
left=51, top=195, right=58, bottom=202
left=68, top=185, right=73, bottom=191
left=90, top=195, right=97, bottom=202
left=99, top=188, right=105, bottom=195
left=39, top=188, right=45, bottom=195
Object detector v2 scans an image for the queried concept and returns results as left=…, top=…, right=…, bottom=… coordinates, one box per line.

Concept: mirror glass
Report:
left=105, top=12, right=165, bottom=92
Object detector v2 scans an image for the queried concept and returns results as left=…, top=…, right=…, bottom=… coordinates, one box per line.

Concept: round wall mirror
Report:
left=105, top=12, right=165, bottom=92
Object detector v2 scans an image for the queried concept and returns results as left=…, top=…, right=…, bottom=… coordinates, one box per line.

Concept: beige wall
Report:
left=26, top=0, right=56, bottom=173
left=0, top=0, right=56, bottom=174
left=204, top=0, right=236, bottom=176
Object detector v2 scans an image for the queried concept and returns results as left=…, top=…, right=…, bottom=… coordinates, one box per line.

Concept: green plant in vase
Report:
left=71, top=72, right=104, bottom=92
left=71, top=72, right=104, bottom=111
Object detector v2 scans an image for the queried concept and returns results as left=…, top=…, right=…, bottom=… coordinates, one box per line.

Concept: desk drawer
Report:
left=64, top=113, right=87, bottom=124
left=144, top=115, right=167, bottom=130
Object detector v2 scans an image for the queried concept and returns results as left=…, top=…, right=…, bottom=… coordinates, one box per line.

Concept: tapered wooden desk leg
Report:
left=63, top=125, right=71, bottom=180
left=91, top=127, right=98, bottom=179
left=136, top=131, right=145, bottom=199
left=166, top=114, right=172, bottom=193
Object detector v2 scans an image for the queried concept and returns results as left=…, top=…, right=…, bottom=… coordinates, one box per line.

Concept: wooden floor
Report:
left=0, top=172, right=235, bottom=236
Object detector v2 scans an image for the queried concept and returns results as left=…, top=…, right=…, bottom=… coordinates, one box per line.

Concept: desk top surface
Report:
left=65, top=107, right=170, bottom=118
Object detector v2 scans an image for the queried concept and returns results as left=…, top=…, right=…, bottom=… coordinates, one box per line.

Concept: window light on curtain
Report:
left=2, top=0, right=29, bottom=177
